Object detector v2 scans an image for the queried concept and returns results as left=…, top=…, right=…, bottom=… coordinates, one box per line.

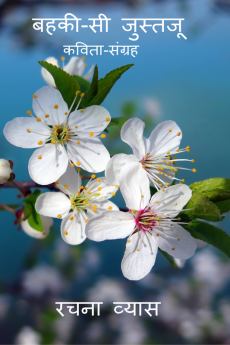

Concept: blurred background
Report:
left=0, top=0, right=230, bottom=343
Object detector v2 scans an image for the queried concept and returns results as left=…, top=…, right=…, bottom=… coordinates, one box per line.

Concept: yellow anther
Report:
left=64, top=185, right=68, bottom=189
left=55, top=181, right=59, bottom=185
left=84, top=63, right=87, bottom=67
left=172, top=247, right=175, bottom=251
left=96, top=179, right=101, bottom=182
left=57, top=214, right=62, bottom=219
left=71, top=201, right=76, bottom=205
left=146, top=154, right=149, bottom=158
left=65, top=122, right=68, bottom=126
left=136, top=249, right=140, bottom=251
left=167, top=151, right=170, bottom=154
left=171, top=168, right=174, bottom=171
left=51, top=140, right=56, bottom=144
left=38, top=155, right=42, bottom=159
left=87, top=191, right=91, bottom=194
left=89, top=132, right=94, bottom=136
left=101, top=134, right=106, bottom=139
left=38, top=141, right=43, bottom=145
left=98, top=187, right=102, bottom=191
left=108, top=206, right=112, bottom=210
left=76, top=91, right=80, bottom=95
left=36, top=117, right=41, bottom=122
left=64, top=136, right=68, bottom=140
left=65, top=112, right=68, bottom=115
left=54, top=104, right=59, bottom=109
left=27, top=110, right=32, bottom=115
left=161, top=167, right=164, bottom=170
left=91, top=174, right=96, bottom=179
left=77, top=168, right=81, bottom=171
left=177, top=218, right=181, bottom=221
left=182, top=179, right=185, bottom=182
left=159, top=172, right=162, bottom=175
left=82, top=56, right=86, bottom=61
left=75, top=125, right=78, bottom=128
left=71, top=163, right=75, bottom=167
left=80, top=186, right=84, bottom=190
left=64, top=231, right=68, bottom=235
left=191, top=159, right=195, bottom=163
left=76, top=162, right=81, bottom=166
left=127, top=239, right=131, bottom=243
left=167, top=162, right=170, bottom=165
left=177, top=238, right=180, bottom=241
left=165, top=183, right=169, bottom=186
left=142, top=165, right=146, bottom=169
left=88, top=204, right=92, bottom=207
left=86, top=198, right=89, bottom=201
left=186, top=146, right=190, bottom=149
left=54, top=124, right=58, bottom=128
left=77, top=141, right=80, bottom=144
left=193, top=169, right=197, bottom=173
left=83, top=201, right=86, bottom=205
left=162, top=202, right=165, bottom=204
left=169, top=129, right=172, bottom=132
left=80, top=110, right=84, bottom=113
left=81, top=93, right=85, bottom=97
left=32, top=94, right=37, bottom=98
left=167, top=174, right=170, bottom=177
left=188, top=222, right=192, bottom=226
left=27, top=129, right=31, bottom=133
left=156, top=234, right=160, bottom=237
left=54, top=132, right=58, bottom=137
left=176, top=149, right=180, bottom=152
left=156, top=179, right=159, bottom=182
left=115, top=185, right=119, bottom=189
left=112, top=192, right=116, bottom=196
left=157, top=167, right=161, bottom=171
left=162, top=189, right=165, bottom=192
left=177, top=132, right=181, bottom=136
left=186, top=148, right=190, bottom=152
left=77, top=192, right=80, bottom=196
left=61, top=56, right=65, bottom=61
left=163, top=160, right=166, bottom=163
left=85, top=219, right=89, bottom=223
left=45, top=114, right=49, bottom=118
left=163, top=173, right=165, bottom=176
left=84, top=187, right=88, bottom=190
left=106, top=117, right=110, bottom=122
left=179, top=182, right=182, bottom=184
left=149, top=211, right=153, bottom=215
left=69, top=217, right=74, bottom=221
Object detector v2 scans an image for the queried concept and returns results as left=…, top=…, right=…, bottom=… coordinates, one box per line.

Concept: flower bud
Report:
left=21, top=215, right=53, bottom=239
left=0, top=159, right=12, bottom=185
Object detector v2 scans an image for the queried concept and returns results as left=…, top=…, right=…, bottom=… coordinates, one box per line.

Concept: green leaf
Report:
left=204, top=188, right=230, bottom=202
left=86, top=65, right=98, bottom=104
left=190, top=178, right=230, bottom=193
left=72, top=75, right=91, bottom=94
left=215, top=199, right=230, bottom=215
left=22, top=202, right=32, bottom=220
left=0, top=204, right=21, bottom=212
left=184, top=220, right=230, bottom=258
left=89, top=64, right=134, bottom=106
left=159, top=248, right=178, bottom=268
left=38, top=61, right=80, bottom=110
left=121, top=102, right=137, bottom=117
left=182, top=191, right=221, bottom=222
left=24, top=189, right=43, bottom=232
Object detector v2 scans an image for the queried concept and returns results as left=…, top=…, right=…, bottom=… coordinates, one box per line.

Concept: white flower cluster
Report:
left=3, top=57, right=198, bottom=280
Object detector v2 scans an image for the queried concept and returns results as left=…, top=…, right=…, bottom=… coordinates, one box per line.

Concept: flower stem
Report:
left=0, top=203, right=17, bottom=215
left=10, top=181, right=27, bottom=196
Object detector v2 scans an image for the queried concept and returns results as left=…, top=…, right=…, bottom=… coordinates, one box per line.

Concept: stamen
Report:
left=38, top=155, right=42, bottom=159
left=101, top=134, right=106, bottom=138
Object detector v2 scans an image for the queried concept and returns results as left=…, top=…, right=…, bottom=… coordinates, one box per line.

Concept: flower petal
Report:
left=86, top=211, right=135, bottom=241
left=33, top=86, right=68, bottom=125
left=84, top=177, right=118, bottom=202
left=4, top=117, right=50, bottom=148
left=28, top=143, right=68, bottom=185
left=105, top=154, right=138, bottom=186
left=84, top=64, right=95, bottom=81
left=87, top=200, right=119, bottom=218
left=58, top=163, right=81, bottom=195
left=64, top=57, right=85, bottom=76
left=121, top=232, right=158, bottom=280
left=157, top=223, right=197, bottom=259
left=149, top=184, right=192, bottom=217
left=41, top=57, right=58, bottom=87
left=61, top=210, right=86, bottom=245
left=148, top=120, right=182, bottom=157
left=68, top=105, right=111, bottom=137
left=121, top=118, right=147, bottom=160
left=21, top=215, right=53, bottom=239
left=120, top=162, right=150, bottom=210
left=67, top=137, right=110, bottom=173
left=35, top=192, right=71, bottom=218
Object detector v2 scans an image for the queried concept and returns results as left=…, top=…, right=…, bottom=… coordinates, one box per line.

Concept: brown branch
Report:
left=1, top=175, right=91, bottom=192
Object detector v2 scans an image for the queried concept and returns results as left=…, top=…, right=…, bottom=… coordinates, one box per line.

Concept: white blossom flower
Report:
left=105, top=118, right=196, bottom=190
left=21, top=215, right=53, bottom=239
left=174, top=238, right=206, bottom=268
left=86, top=162, right=197, bottom=280
left=41, top=56, right=94, bottom=88
left=4, top=86, right=111, bottom=185
left=35, top=164, right=119, bottom=245
left=0, top=159, right=12, bottom=184
left=14, top=326, right=41, bottom=345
